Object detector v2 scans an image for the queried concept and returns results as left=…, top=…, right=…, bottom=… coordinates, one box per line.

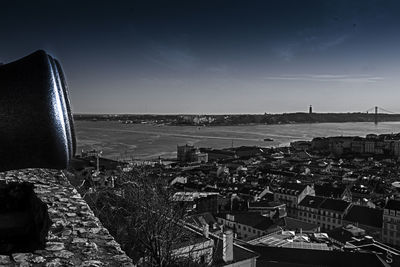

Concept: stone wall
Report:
left=0, top=169, right=134, bottom=267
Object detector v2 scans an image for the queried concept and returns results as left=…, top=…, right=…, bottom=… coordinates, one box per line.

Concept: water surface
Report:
left=75, top=121, right=400, bottom=160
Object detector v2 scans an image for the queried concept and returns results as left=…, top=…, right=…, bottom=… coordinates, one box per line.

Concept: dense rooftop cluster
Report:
left=66, top=132, right=400, bottom=266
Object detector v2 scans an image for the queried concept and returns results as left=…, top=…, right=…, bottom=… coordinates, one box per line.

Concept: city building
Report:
left=177, top=144, right=208, bottom=163
left=201, top=148, right=237, bottom=162
left=273, top=183, right=315, bottom=218
left=247, top=230, right=332, bottom=251
left=343, top=205, right=383, bottom=239
left=298, top=196, right=352, bottom=231
left=248, top=200, right=287, bottom=219
left=216, top=212, right=281, bottom=241
left=314, top=183, right=352, bottom=202
left=382, top=199, right=400, bottom=246
left=177, top=144, right=195, bottom=162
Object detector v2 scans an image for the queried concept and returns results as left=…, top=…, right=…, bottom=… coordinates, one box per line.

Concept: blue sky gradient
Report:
left=1, top=0, right=400, bottom=114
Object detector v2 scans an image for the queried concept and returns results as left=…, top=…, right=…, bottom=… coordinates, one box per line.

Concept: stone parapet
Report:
left=0, top=169, right=134, bottom=267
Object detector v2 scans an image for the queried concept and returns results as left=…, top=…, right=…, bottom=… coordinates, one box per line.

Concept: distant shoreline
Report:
left=73, top=113, right=400, bottom=126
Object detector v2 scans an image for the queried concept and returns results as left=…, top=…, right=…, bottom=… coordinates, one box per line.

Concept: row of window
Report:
left=275, top=194, right=297, bottom=202
left=298, top=207, right=341, bottom=218
left=220, top=219, right=264, bottom=238
left=384, top=209, right=400, bottom=217
left=383, top=229, right=400, bottom=238
left=384, top=222, right=399, bottom=230
left=384, top=217, right=400, bottom=224
left=299, top=216, right=339, bottom=231
left=237, top=224, right=261, bottom=235
left=299, top=212, right=342, bottom=223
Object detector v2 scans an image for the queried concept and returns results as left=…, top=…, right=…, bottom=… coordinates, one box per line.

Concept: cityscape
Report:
left=65, top=118, right=400, bottom=266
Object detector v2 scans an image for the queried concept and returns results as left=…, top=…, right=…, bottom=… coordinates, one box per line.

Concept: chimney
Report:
left=203, top=223, right=210, bottom=238
left=223, top=230, right=234, bottom=263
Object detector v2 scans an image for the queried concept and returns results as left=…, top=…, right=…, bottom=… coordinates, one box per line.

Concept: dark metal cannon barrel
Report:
left=0, top=50, right=75, bottom=171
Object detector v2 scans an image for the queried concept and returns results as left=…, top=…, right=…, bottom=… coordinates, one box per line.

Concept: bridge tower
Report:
left=375, top=106, right=378, bottom=125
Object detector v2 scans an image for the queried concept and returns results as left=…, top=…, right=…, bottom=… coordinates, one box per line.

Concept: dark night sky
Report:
left=1, top=0, right=400, bottom=114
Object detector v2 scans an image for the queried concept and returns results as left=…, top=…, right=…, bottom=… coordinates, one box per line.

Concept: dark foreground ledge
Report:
left=0, top=169, right=134, bottom=267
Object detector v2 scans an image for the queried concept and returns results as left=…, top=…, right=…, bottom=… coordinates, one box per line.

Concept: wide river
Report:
left=75, top=121, right=400, bottom=160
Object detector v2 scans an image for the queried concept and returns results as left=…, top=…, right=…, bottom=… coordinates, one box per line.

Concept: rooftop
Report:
left=314, top=184, right=347, bottom=198
left=319, top=198, right=351, bottom=213
left=248, top=201, right=284, bottom=208
left=298, top=195, right=326, bottom=209
left=247, top=232, right=331, bottom=251
left=274, top=183, right=309, bottom=196
left=217, top=212, right=279, bottom=232
left=249, top=246, right=387, bottom=267
left=385, top=199, right=400, bottom=211
left=212, top=236, right=258, bottom=266
left=344, top=205, right=383, bottom=228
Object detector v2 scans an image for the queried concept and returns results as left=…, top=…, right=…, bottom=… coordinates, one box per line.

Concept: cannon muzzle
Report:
left=0, top=50, right=76, bottom=171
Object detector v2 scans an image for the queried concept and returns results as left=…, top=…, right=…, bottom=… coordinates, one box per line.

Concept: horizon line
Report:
left=72, top=111, right=400, bottom=116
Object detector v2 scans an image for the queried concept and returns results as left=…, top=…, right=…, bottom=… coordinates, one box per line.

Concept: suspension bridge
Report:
left=364, top=106, right=399, bottom=124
